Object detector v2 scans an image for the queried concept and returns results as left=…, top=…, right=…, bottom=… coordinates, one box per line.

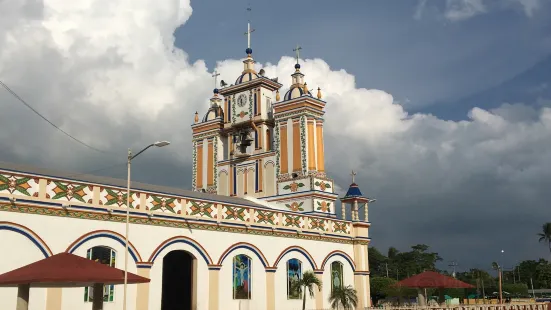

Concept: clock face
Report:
left=237, top=94, right=247, bottom=107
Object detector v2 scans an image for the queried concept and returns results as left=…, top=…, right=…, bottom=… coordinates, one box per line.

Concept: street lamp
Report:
left=498, top=250, right=504, bottom=304
left=123, top=141, right=170, bottom=310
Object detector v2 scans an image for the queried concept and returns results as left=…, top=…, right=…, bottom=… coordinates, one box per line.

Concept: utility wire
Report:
left=65, top=162, right=127, bottom=179
left=0, top=80, right=110, bottom=154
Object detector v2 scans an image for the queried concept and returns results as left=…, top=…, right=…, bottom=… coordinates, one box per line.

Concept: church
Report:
left=0, top=21, right=373, bottom=310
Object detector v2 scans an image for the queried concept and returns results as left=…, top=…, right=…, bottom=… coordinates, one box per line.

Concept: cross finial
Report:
left=244, top=6, right=255, bottom=49
left=293, top=45, right=302, bottom=64
left=350, top=170, right=357, bottom=183
left=212, top=70, right=220, bottom=89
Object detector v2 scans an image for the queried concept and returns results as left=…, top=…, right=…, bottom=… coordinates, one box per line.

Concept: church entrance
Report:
left=161, top=250, right=196, bottom=310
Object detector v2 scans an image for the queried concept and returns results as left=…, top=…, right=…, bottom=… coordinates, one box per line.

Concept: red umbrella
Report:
left=394, top=271, right=474, bottom=289
left=0, top=252, right=149, bottom=310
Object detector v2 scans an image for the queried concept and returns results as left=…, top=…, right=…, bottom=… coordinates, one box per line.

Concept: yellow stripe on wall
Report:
left=316, top=123, right=325, bottom=172
left=207, top=139, right=214, bottom=186
left=293, top=120, right=301, bottom=172
left=307, top=121, right=315, bottom=170
left=280, top=125, right=288, bottom=174
left=197, top=143, right=203, bottom=188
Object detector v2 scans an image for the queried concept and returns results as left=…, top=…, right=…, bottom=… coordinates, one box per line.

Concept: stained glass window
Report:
left=233, top=254, right=252, bottom=299
left=330, top=261, right=344, bottom=294
left=287, top=259, right=302, bottom=299
left=84, top=246, right=116, bottom=302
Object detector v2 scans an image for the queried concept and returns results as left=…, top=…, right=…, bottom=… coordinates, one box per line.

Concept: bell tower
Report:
left=265, top=47, right=338, bottom=217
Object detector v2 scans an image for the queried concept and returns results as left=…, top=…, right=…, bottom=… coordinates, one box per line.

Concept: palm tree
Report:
left=296, top=270, right=322, bottom=310
left=329, top=285, right=358, bottom=310
left=538, top=222, right=551, bottom=254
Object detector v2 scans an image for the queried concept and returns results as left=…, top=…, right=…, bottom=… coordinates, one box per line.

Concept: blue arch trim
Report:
left=0, top=225, right=51, bottom=258
left=323, top=252, right=356, bottom=272
left=68, top=233, right=139, bottom=263
left=149, top=239, right=212, bottom=265
left=275, top=248, right=317, bottom=270
left=218, top=243, right=269, bottom=268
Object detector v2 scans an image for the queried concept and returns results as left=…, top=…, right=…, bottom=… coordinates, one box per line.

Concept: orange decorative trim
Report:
left=217, top=242, right=270, bottom=268
left=65, top=229, right=143, bottom=262
left=320, top=250, right=356, bottom=271
left=0, top=221, right=54, bottom=257
left=148, top=235, right=214, bottom=264
left=273, top=245, right=318, bottom=269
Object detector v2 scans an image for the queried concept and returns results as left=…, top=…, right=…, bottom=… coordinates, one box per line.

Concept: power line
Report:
left=65, top=162, right=127, bottom=179
left=0, top=80, right=110, bottom=154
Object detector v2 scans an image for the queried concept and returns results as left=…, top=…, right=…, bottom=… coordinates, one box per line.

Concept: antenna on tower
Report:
left=449, top=261, right=458, bottom=278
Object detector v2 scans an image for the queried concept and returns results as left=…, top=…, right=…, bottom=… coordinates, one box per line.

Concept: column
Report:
left=364, top=202, right=369, bottom=222
left=208, top=269, right=220, bottom=310
left=314, top=272, right=324, bottom=309
left=341, top=202, right=346, bottom=219
left=266, top=271, right=276, bottom=310
left=136, top=268, right=151, bottom=310
left=353, top=200, right=359, bottom=221
left=354, top=275, right=365, bottom=309
left=353, top=244, right=367, bottom=309
left=45, top=288, right=63, bottom=310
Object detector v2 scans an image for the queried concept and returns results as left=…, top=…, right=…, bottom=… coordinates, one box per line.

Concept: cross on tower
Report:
left=350, top=170, right=357, bottom=183
left=293, top=45, right=302, bottom=64
left=244, top=6, right=255, bottom=49
left=212, top=70, right=220, bottom=89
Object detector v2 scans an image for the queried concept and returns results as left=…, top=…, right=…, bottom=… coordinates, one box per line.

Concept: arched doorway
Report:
left=161, top=250, right=196, bottom=310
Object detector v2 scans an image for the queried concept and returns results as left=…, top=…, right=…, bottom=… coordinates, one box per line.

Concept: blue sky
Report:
left=176, top=0, right=551, bottom=115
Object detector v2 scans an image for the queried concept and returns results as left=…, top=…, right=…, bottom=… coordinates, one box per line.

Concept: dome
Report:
left=235, top=71, right=259, bottom=85
left=202, top=106, right=223, bottom=122
left=343, top=183, right=364, bottom=199
left=284, top=85, right=312, bottom=101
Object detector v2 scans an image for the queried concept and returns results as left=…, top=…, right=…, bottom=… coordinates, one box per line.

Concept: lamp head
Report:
left=154, top=141, right=170, bottom=147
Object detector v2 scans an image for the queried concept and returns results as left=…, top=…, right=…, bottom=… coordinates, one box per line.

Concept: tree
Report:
left=296, top=270, right=322, bottom=310
left=538, top=223, right=551, bottom=254
left=369, top=247, right=389, bottom=277
left=370, top=276, right=397, bottom=305
left=329, top=285, right=358, bottom=310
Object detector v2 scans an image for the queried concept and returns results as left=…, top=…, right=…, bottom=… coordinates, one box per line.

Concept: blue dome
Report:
left=344, top=183, right=364, bottom=198
left=295, top=63, right=301, bottom=69
left=213, top=88, right=219, bottom=94
left=235, top=71, right=259, bottom=84
left=246, top=48, right=253, bottom=55
left=284, top=85, right=311, bottom=100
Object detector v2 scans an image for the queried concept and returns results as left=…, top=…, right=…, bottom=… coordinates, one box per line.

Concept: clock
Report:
left=237, top=94, right=247, bottom=107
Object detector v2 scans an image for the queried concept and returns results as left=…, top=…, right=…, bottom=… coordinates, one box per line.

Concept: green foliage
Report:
left=329, top=285, right=358, bottom=310
left=538, top=223, right=551, bottom=253
left=297, top=270, right=322, bottom=310
left=502, top=283, right=528, bottom=295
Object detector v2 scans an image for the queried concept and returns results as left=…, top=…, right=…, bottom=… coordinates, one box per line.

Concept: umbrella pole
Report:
left=16, top=284, right=30, bottom=310
left=92, top=283, right=104, bottom=310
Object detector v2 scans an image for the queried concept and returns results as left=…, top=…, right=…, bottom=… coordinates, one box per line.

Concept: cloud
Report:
left=1, top=0, right=550, bottom=267
left=414, top=0, right=547, bottom=21
left=444, top=0, right=486, bottom=21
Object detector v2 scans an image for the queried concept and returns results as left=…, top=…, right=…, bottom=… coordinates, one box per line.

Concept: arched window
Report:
left=287, top=258, right=302, bottom=299
left=330, top=261, right=344, bottom=294
left=84, top=246, right=116, bottom=302
left=233, top=254, right=252, bottom=299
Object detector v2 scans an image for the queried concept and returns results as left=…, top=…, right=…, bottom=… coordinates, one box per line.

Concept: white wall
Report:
left=0, top=210, right=357, bottom=310
left=0, top=229, right=47, bottom=310
left=321, top=256, right=355, bottom=309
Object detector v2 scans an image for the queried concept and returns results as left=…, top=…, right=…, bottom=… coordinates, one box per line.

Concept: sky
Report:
left=1, top=0, right=551, bottom=273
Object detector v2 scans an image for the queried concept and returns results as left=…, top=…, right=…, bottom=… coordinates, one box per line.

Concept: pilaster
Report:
left=314, top=272, right=324, bottom=309
left=45, top=288, right=62, bottom=310
left=136, top=268, right=151, bottom=310
left=208, top=269, right=220, bottom=310
left=266, top=271, right=276, bottom=310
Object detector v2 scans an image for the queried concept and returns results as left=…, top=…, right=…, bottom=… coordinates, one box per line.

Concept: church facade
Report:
left=0, top=25, right=373, bottom=310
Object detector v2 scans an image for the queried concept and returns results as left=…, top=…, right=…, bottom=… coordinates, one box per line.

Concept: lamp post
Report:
left=499, top=250, right=504, bottom=304
left=123, top=141, right=170, bottom=310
